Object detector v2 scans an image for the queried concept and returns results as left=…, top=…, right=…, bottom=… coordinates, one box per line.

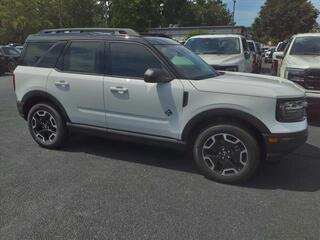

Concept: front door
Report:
left=104, top=42, right=184, bottom=139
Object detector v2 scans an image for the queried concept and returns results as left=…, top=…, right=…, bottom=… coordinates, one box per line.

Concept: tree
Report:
left=188, top=0, right=232, bottom=26
left=252, top=0, right=319, bottom=44
left=110, top=0, right=162, bottom=32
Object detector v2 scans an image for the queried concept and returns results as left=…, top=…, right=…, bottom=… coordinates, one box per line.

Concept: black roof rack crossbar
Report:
left=39, top=28, right=139, bottom=36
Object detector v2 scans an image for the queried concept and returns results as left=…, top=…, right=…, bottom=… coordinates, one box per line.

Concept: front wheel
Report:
left=193, top=124, right=260, bottom=184
left=27, top=103, right=68, bottom=149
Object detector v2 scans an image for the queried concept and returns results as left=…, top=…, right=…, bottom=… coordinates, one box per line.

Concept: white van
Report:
left=185, top=35, right=252, bottom=73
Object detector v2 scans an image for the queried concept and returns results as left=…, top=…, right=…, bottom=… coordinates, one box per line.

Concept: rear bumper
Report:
left=264, top=129, right=308, bottom=160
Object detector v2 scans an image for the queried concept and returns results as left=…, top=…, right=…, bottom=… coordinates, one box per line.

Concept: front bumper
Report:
left=264, top=129, right=308, bottom=160
left=17, top=101, right=25, bottom=119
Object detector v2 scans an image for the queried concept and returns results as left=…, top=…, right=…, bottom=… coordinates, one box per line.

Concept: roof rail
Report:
left=39, top=28, right=139, bottom=36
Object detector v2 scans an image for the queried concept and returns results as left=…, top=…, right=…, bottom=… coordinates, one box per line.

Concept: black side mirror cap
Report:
left=144, top=68, right=173, bottom=83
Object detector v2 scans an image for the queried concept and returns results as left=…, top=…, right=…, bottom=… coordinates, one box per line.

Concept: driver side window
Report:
left=110, top=42, right=164, bottom=79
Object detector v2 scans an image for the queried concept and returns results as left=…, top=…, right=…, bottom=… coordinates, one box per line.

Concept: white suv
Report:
left=185, top=34, right=252, bottom=73
left=14, top=28, right=308, bottom=184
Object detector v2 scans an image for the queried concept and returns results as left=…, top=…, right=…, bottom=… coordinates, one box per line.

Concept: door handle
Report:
left=54, top=80, right=69, bottom=88
left=110, top=86, right=128, bottom=94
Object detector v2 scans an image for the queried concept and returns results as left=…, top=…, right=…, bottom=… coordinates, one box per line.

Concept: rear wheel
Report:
left=27, top=103, right=68, bottom=149
left=193, top=124, right=260, bottom=184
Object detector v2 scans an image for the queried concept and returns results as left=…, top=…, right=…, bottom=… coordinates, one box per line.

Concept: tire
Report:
left=193, top=124, right=260, bottom=184
left=27, top=103, right=68, bottom=149
left=7, top=62, right=16, bottom=73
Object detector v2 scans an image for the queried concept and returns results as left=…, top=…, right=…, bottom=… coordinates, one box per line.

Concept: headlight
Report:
left=285, top=68, right=305, bottom=83
left=224, top=66, right=238, bottom=72
left=276, top=98, right=307, bottom=122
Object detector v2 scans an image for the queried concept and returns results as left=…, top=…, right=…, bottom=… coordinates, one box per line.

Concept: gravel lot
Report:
left=1, top=74, right=320, bottom=240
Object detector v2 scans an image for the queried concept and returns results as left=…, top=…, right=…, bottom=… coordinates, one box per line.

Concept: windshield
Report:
left=155, top=44, right=218, bottom=80
left=2, top=47, right=20, bottom=56
left=185, top=37, right=241, bottom=55
left=290, top=37, right=320, bottom=55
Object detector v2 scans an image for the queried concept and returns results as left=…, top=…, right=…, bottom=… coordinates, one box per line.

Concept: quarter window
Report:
left=110, top=42, right=163, bottom=78
left=63, top=41, right=102, bottom=74
left=22, top=42, right=54, bottom=66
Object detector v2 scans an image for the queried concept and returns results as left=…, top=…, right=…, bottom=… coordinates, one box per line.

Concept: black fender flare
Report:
left=21, top=90, right=70, bottom=122
left=181, top=108, right=271, bottom=141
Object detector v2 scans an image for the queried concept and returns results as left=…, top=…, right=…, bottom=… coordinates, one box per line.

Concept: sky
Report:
left=222, top=0, right=320, bottom=26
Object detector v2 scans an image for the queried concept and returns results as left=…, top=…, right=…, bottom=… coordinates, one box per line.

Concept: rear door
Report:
left=47, top=41, right=106, bottom=127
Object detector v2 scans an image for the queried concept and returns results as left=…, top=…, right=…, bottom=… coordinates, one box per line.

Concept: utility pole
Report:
left=58, top=0, right=63, bottom=28
left=231, top=0, right=236, bottom=33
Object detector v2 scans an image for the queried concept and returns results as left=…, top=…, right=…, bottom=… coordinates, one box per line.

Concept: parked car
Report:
left=264, top=47, right=275, bottom=63
left=14, top=45, right=24, bottom=53
left=14, top=28, right=308, bottom=184
left=277, top=33, right=320, bottom=122
left=247, top=40, right=262, bottom=73
left=271, top=40, right=288, bottom=76
left=261, top=47, right=269, bottom=58
left=185, top=34, right=252, bottom=73
left=0, top=46, right=21, bottom=74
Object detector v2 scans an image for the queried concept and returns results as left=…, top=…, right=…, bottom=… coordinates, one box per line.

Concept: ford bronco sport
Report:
left=14, top=28, right=308, bottom=183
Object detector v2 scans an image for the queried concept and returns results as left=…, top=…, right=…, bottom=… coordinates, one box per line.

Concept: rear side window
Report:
left=37, top=41, right=67, bottom=68
left=22, top=42, right=54, bottom=66
left=110, top=42, right=163, bottom=78
left=62, top=41, right=102, bottom=74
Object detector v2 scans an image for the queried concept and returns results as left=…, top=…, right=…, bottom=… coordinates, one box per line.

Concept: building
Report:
left=149, top=25, right=251, bottom=42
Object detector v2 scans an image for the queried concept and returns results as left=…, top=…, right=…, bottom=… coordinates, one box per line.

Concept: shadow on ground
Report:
left=63, top=134, right=320, bottom=192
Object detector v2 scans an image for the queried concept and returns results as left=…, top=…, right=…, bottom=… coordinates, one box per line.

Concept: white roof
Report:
left=293, top=33, right=320, bottom=38
left=188, top=34, right=243, bottom=39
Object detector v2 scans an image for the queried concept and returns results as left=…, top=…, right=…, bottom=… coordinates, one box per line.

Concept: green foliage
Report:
left=251, top=0, right=319, bottom=44
left=0, top=0, right=231, bottom=44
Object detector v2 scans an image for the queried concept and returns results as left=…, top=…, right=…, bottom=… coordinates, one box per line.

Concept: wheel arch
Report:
left=21, top=90, right=70, bottom=122
left=181, top=108, right=270, bottom=156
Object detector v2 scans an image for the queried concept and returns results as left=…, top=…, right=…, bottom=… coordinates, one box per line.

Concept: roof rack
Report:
left=39, top=28, right=139, bottom=36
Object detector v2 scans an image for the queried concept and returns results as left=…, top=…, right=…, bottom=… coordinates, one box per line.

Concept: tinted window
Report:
left=155, top=44, right=218, bottom=80
left=247, top=41, right=255, bottom=52
left=185, top=37, right=241, bottom=54
left=241, top=38, right=248, bottom=51
left=37, top=41, right=67, bottom=68
left=110, top=43, right=163, bottom=78
left=63, top=41, right=102, bottom=74
left=2, top=47, right=20, bottom=56
left=22, top=42, right=54, bottom=66
left=290, top=36, right=320, bottom=55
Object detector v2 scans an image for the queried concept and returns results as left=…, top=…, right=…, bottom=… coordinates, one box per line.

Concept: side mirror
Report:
left=275, top=52, right=284, bottom=60
left=144, top=68, right=173, bottom=83
left=244, top=51, right=250, bottom=59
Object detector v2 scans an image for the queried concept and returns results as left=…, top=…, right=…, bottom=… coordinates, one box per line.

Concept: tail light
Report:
left=13, top=74, right=16, bottom=91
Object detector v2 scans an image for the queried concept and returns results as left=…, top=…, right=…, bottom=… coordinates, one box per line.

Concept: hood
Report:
left=198, top=54, right=244, bottom=66
left=190, top=72, right=305, bottom=99
left=286, top=55, right=320, bottom=69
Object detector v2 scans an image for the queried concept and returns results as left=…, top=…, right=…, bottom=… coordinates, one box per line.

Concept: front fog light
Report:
left=276, top=98, right=307, bottom=122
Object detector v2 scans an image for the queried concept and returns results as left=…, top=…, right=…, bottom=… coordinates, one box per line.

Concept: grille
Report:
left=305, top=69, right=320, bottom=91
